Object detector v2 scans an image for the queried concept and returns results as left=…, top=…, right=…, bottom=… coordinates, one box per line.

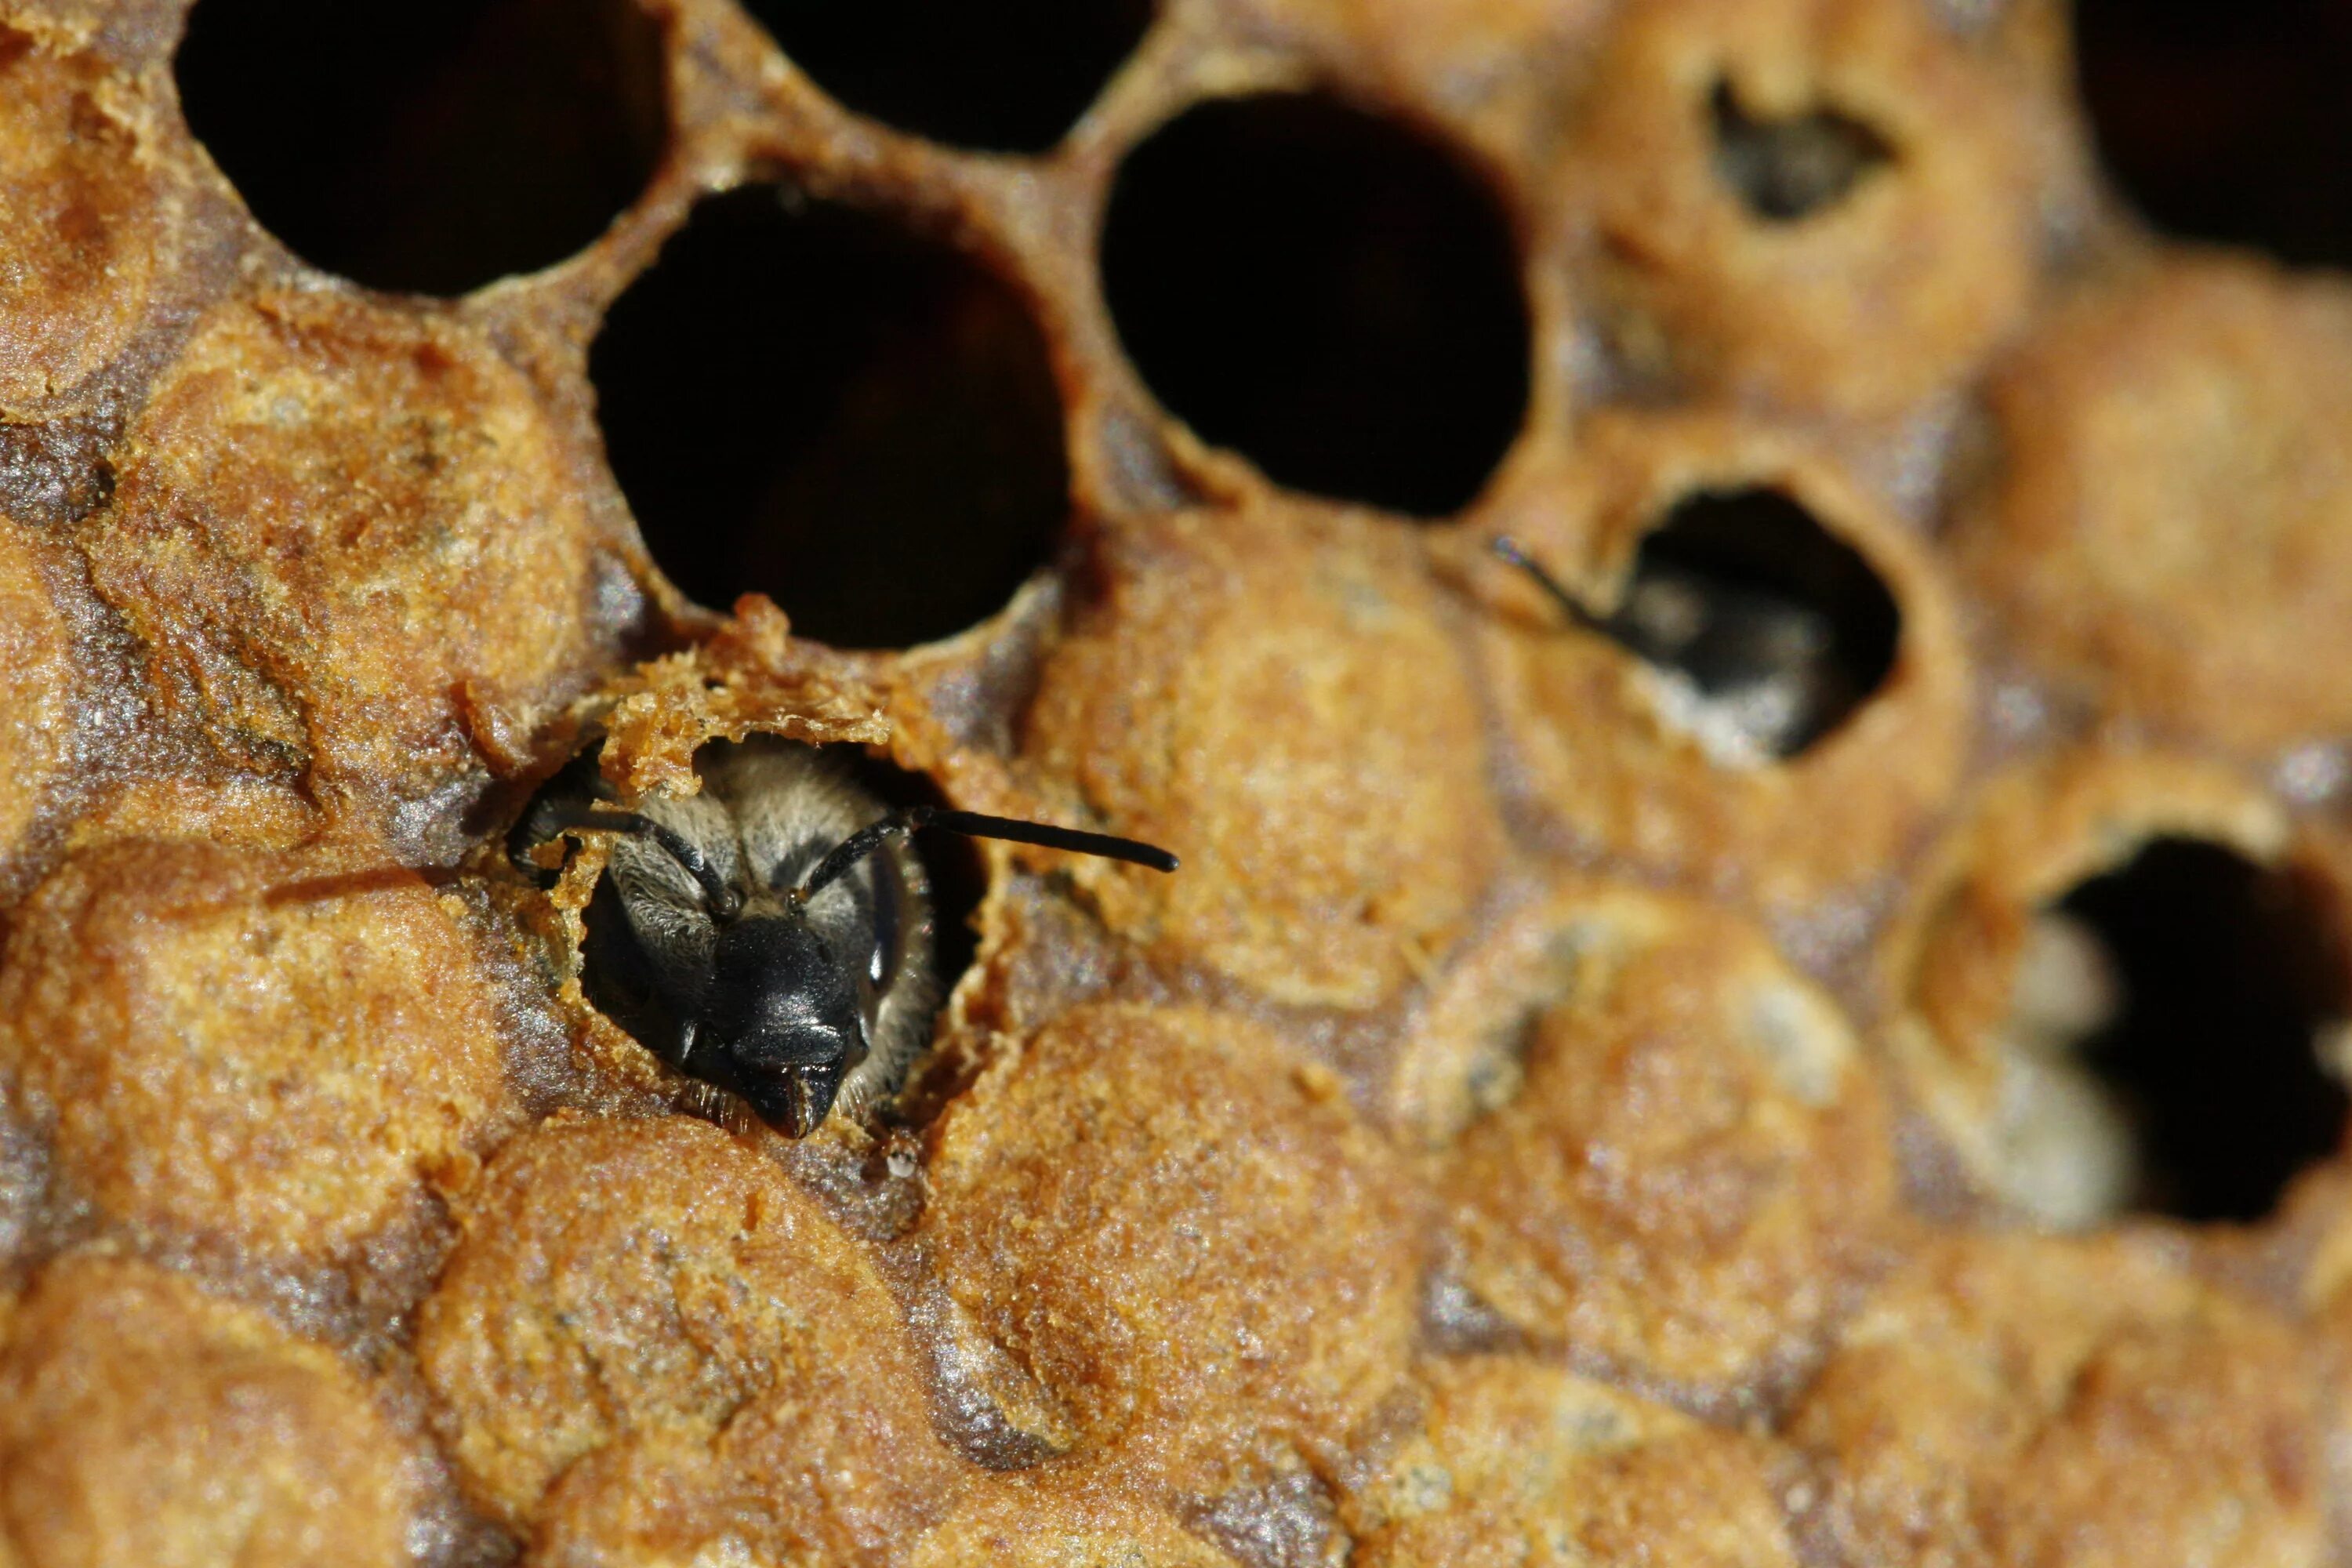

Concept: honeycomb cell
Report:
left=1101, top=91, right=1530, bottom=516
left=0, top=1254, right=409, bottom=1568
left=922, top=1005, right=1424, bottom=1489
left=746, top=0, right=1154, bottom=153
left=0, top=838, right=515, bottom=1262
left=85, top=292, right=616, bottom=826
left=61, top=771, right=321, bottom=858
left=1433, top=886, right=1896, bottom=1392
left=174, top=0, right=667, bottom=295
left=1959, top=256, right=2352, bottom=754
left=1344, top=1356, right=1800, bottom=1568
left=0, top=518, right=72, bottom=866
left=1883, top=750, right=2349, bottom=1227
left=0, top=23, right=165, bottom=418
left=590, top=185, right=1069, bottom=648
left=906, top=1477, right=1240, bottom=1568
left=1021, top=508, right=1504, bottom=1010
left=531, top=1397, right=964, bottom=1568
left=1504, top=485, right=1900, bottom=762
left=1568, top=0, right=2038, bottom=417
left=1792, top=1233, right=2325, bottom=1568
left=2052, top=839, right=2350, bottom=1222
left=0, top=0, right=2344, bottom=1559
left=416, top=1115, right=960, bottom=1540
left=1479, top=412, right=1966, bottom=905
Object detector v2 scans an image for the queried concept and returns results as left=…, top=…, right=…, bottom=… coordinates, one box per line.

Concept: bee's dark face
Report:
left=703, top=915, right=866, bottom=1138
left=528, top=735, right=1168, bottom=1141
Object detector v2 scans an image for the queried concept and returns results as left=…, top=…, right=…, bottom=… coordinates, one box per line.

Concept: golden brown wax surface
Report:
left=0, top=0, right=2346, bottom=1563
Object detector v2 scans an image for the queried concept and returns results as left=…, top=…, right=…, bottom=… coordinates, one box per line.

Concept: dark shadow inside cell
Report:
left=174, top=0, right=667, bottom=296
left=1608, top=488, right=1900, bottom=759
left=2074, top=0, right=2352, bottom=267
left=1709, top=80, right=1894, bottom=223
left=2056, top=839, right=2350, bottom=1223
left=590, top=185, right=1070, bottom=648
left=1098, top=92, right=1530, bottom=518
left=743, top=0, right=1154, bottom=153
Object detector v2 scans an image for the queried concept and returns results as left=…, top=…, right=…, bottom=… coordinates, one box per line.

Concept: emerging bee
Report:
left=514, top=735, right=1177, bottom=1137
left=1494, top=528, right=1870, bottom=764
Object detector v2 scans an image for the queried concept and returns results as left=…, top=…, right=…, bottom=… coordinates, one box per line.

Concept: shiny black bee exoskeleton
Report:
left=514, top=735, right=1176, bottom=1136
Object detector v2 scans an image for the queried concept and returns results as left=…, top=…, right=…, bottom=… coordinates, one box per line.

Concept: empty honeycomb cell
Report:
left=745, top=0, right=1155, bottom=154
left=921, top=1004, right=1423, bottom=1490
left=1479, top=411, right=1966, bottom=905
left=2052, top=840, right=2351, bottom=1222
left=1886, top=750, right=2350, bottom=1228
left=1958, top=255, right=2352, bottom=755
left=416, top=1114, right=961, bottom=1537
left=1020, top=506, right=1504, bottom=1010
left=0, top=519, right=71, bottom=869
left=1567, top=0, right=2038, bottom=417
left=1343, top=1356, right=1800, bottom=1568
left=1791, top=1232, right=2325, bottom=1568
left=0, top=838, right=515, bottom=1263
left=591, top=184, right=1069, bottom=649
left=85, top=292, right=618, bottom=837
left=173, top=0, right=667, bottom=295
left=0, top=1254, right=410, bottom=1568
left=1100, top=91, right=1530, bottom=517
left=2075, top=0, right=2352, bottom=268
left=906, top=1477, right=1240, bottom=1568
left=1431, top=886, right=1896, bottom=1392
left=0, top=23, right=166, bottom=419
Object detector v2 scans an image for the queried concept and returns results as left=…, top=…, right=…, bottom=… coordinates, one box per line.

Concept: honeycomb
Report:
left=5, top=0, right=2352, bottom=1563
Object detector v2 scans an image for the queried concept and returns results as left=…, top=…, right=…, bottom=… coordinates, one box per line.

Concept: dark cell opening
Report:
left=1612, top=488, right=1900, bottom=759
left=590, top=185, right=1070, bottom=648
left=2074, top=0, right=2352, bottom=267
left=1099, top=92, right=1531, bottom=517
left=2056, top=839, right=2350, bottom=1223
left=175, top=0, right=667, bottom=296
left=1710, top=81, right=1894, bottom=223
left=744, top=0, right=1154, bottom=154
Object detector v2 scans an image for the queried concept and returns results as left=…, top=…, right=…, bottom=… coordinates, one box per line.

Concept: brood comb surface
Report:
left=5, top=1, right=2352, bottom=1564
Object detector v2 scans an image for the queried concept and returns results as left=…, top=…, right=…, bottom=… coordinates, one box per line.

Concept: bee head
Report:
left=703, top=913, right=865, bottom=1138
left=521, top=772, right=1174, bottom=1141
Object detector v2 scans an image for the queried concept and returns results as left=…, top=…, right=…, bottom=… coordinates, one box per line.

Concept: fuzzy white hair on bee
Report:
left=512, top=735, right=1178, bottom=1137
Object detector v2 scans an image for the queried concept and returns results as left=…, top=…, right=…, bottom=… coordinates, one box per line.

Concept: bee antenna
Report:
left=794, top=807, right=1179, bottom=902
left=524, top=802, right=742, bottom=919
left=1492, top=535, right=1611, bottom=636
